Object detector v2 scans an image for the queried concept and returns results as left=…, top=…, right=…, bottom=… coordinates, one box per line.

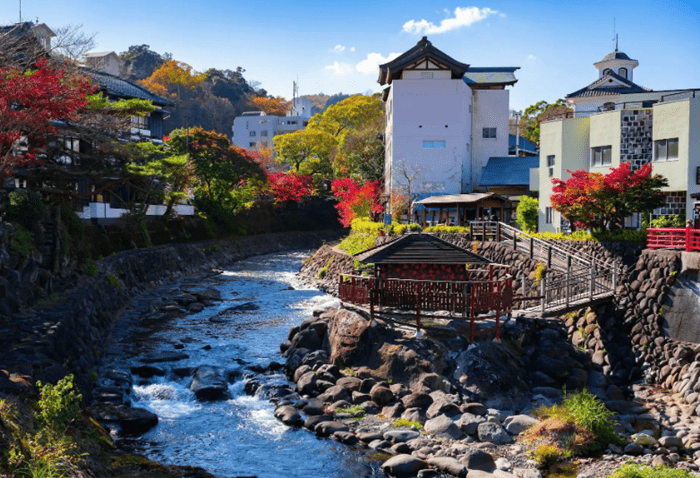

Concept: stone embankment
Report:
left=0, top=230, right=341, bottom=406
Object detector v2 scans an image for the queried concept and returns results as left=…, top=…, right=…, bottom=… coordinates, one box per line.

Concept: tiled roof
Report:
left=463, top=67, right=519, bottom=86
left=353, top=233, right=491, bottom=265
left=479, top=156, right=539, bottom=187
left=600, top=50, right=633, bottom=62
left=378, top=36, right=469, bottom=85
left=415, top=192, right=510, bottom=206
left=82, top=68, right=174, bottom=106
left=567, top=70, right=649, bottom=99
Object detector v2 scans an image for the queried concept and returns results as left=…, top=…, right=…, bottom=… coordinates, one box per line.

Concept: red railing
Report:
left=339, top=272, right=513, bottom=341
left=647, top=228, right=700, bottom=252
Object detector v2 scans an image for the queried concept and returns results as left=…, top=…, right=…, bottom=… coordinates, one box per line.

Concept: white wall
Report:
left=388, top=78, right=471, bottom=197
left=471, top=89, right=509, bottom=189
left=232, top=114, right=306, bottom=151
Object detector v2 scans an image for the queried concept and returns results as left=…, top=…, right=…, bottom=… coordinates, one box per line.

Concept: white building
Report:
left=232, top=97, right=312, bottom=152
left=380, top=37, right=519, bottom=206
left=538, top=45, right=700, bottom=232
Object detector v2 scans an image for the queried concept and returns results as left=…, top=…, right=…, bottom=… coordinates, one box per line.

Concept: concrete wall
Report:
left=232, top=114, right=306, bottom=151
left=388, top=79, right=471, bottom=196
left=589, top=110, right=622, bottom=171
left=653, top=99, right=690, bottom=192
left=538, top=117, right=590, bottom=232
left=471, top=89, right=510, bottom=190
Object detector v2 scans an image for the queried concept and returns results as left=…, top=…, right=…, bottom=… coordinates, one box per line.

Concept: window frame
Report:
left=423, top=140, right=446, bottom=149
left=482, top=127, right=497, bottom=139
left=654, top=138, right=679, bottom=162
left=546, top=155, right=555, bottom=178
left=131, top=115, right=150, bottom=130
left=545, top=207, right=553, bottom=224
left=591, top=146, right=612, bottom=167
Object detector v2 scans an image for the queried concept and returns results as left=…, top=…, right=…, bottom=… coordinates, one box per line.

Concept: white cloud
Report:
left=402, top=6, right=497, bottom=35
left=324, top=61, right=353, bottom=76
left=527, top=54, right=537, bottom=60
left=333, top=44, right=345, bottom=53
left=356, top=52, right=401, bottom=75
left=350, top=47, right=355, bottom=52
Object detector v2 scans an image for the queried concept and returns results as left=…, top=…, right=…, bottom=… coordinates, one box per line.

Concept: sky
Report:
left=2, top=0, right=699, bottom=112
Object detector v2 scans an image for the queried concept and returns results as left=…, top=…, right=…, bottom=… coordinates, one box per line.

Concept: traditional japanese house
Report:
left=339, top=233, right=513, bottom=340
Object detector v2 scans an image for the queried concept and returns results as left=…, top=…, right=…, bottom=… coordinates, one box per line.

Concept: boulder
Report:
left=424, top=414, right=461, bottom=440
left=292, top=327, right=322, bottom=351
left=426, top=457, right=467, bottom=478
left=334, top=431, right=358, bottom=445
left=302, top=398, right=325, bottom=416
left=382, top=402, right=405, bottom=419
left=327, top=308, right=376, bottom=367
left=316, top=421, right=349, bottom=437
left=318, top=384, right=351, bottom=403
left=189, top=366, right=229, bottom=401
left=461, top=402, right=487, bottom=416
left=130, top=365, right=166, bottom=378
left=459, top=449, right=496, bottom=472
left=93, top=405, right=158, bottom=435
left=336, top=376, right=363, bottom=390
left=296, top=371, right=318, bottom=396
left=503, top=415, right=538, bottom=435
left=384, top=429, right=421, bottom=443
left=477, top=421, right=513, bottom=445
left=426, top=399, right=460, bottom=419
left=274, top=405, right=303, bottom=426
left=401, top=392, right=433, bottom=409
left=304, top=414, right=332, bottom=430
left=370, top=385, right=394, bottom=407
left=140, top=351, right=189, bottom=363
left=381, top=455, right=426, bottom=477
left=401, top=407, right=426, bottom=424
left=456, top=413, right=484, bottom=435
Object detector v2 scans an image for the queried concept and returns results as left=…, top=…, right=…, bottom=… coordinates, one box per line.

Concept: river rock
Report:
left=424, top=414, right=461, bottom=440
left=131, top=364, right=166, bottom=378
left=457, top=413, right=484, bottom=435
left=336, top=376, right=363, bottom=390
left=382, top=402, right=405, bottom=419
left=292, top=327, right=322, bottom=351
left=93, top=404, right=158, bottom=435
left=302, top=398, right=325, bottom=415
left=296, top=371, right=318, bottom=396
left=426, top=399, right=460, bottom=419
left=274, top=405, right=303, bottom=426
left=459, top=449, right=496, bottom=472
left=304, top=414, right=332, bottom=430
left=477, top=421, right=513, bottom=444
left=402, top=392, right=433, bottom=409
left=316, top=421, right=349, bottom=437
left=461, top=402, right=487, bottom=416
left=426, top=457, right=467, bottom=478
left=318, top=384, right=351, bottom=403
left=190, top=366, right=229, bottom=401
left=140, top=351, right=189, bottom=363
left=370, top=385, right=394, bottom=407
left=327, top=308, right=377, bottom=367
left=384, top=429, right=421, bottom=443
left=334, top=431, right=358, bottom=445
left=503, top=415, right=538, bottom=435
left=381, top=455, right=426, bottom=477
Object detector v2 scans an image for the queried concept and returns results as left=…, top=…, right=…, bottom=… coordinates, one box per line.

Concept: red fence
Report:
left=647, top=228, right=700, bottom=252
left=339, top=273, right=513, bottom=341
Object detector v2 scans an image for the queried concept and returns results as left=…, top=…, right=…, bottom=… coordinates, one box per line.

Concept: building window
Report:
left=259, top=119, right=269, bottom=124
left=696, top=167, right=700, bottom=185
left=423, top=140, right=446, bottom=149
left=482, top=127, right=497, bottom=139
left=547, top=155, right=555, bottom=178
left=591, top=146, right=612, bottom=167
left=131, top=115, right=150, bottom=130
left=603, top=68, right=611, bottom=76
left=249, top=131, right=256, bottom=137
left=619, top=67, right=628, bottom=79
left=545, top=207, right=553, bottom=224
left=288, top=120, right=298, bottom=125
left=654, top=138, right=679, bottom=161
left=261, top=130, right=268, bottom=137
left=249, top=142, right=257, bottom=148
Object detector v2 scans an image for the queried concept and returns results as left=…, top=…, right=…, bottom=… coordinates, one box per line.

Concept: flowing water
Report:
left=102, top=251, right=381, bottom=478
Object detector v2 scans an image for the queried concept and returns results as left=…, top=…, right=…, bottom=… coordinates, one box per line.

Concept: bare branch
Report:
left=51, top=24, right=97, bottom=61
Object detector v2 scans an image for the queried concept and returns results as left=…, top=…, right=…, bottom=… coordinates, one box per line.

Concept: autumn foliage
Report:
left=550, top=163, right=668, bottom=231
left=331, top=178, right=383, bottom=227
left=139, top=60, right=207, bottom=97
left=0, top=59, right=96, bottom=178
left=252, top=96, right=291, bottom=116
left=267, top=172, right=314, bottom=204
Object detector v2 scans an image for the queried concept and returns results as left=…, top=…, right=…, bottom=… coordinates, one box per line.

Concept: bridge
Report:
left=468, top=222, right=618, bottom=316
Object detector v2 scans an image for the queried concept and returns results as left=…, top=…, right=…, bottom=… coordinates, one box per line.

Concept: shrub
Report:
left=338, top=232, right=379, bottom=255
left=650, top=214, right=685, bottom=229
left=562, top=389, right=620, bottom=449
left=60, top=205, right=85, bottom=239
left=106, top=274, right=120, bottom=287
left=607, top=464, right=694, bottom=478
left=408, top=223, right=422, bottom=232
left=532, top=229, right=647, bottom=243
left=350, top=217, right=385, bottom=234
left=391, top=418, right=422, bottom=429
left=532, top=443, right=566, bottom=467
left=424, top=225, right=470, bottom=233
left=318, top=259, right=332, bottom=279
left=335, top=405, right=366, bottom=418
left=85, top=259, right=98, bottom=277
left=36, top=375, right=82, bottom=433
left=10, top=224, right=35, bottom=258
left=210, top=244, right=220, bottom=253
left=516, top=196, right=539, bottom=232
left=7, top=190, right=47, bottom=221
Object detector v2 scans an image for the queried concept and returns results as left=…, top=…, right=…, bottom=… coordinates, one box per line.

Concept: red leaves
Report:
left=0, top=59, right=96, bottom=177
left=550, top=162, right=668, bottom=231
left=331, top=178, right=383, bottom=227
left=267, top=172, right=314, bottom=204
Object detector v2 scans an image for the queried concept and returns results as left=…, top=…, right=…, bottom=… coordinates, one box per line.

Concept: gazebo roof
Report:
left=415, top=192, right=511, bottom=207
left=353, top=233, right=491, bottom=265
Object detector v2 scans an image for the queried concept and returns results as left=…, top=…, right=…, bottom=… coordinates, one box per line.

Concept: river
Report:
left=101, top=250, right=382, bottom=478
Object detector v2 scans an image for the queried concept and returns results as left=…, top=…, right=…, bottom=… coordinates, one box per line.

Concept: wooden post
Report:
left=687, top=225, right=692, bottom=252
left=566, top=256, right=572, bottom=309
left=612, top=260, right=618, bottom=292
left=416, top=282, right=422, bottom=333
left=495, top=281, right=501, bottom=341
left=482, top=221, right=486, bottom=241
left=547, top=246, right=552, bottom=268
left=513, top=229, right=517, bottom=250
left=496, top=222, right=501, bottom=243
left=530, top=237, right=534, bottom=259
left=540, top=272, right=546, bottom=315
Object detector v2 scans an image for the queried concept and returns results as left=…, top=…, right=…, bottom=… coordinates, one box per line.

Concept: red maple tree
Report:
left=0, top=59, right=95, bottom=178
left=550, top=162, right=668, bottom=231
left=331, top=178, right=383, bottom=227
left=267, top=172, right=314, bottom=204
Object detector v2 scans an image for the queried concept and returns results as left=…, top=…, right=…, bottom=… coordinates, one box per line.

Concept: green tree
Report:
left=516, top=196, right=539, bottom=232
left=520, top=99, right=571, bottom=145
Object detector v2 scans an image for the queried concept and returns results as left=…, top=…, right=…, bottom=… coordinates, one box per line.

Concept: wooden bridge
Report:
left=468, top=222, right=618, bottom=316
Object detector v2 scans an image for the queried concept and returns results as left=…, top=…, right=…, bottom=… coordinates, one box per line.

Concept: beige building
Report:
left=539, top=46, right=700, bottom=232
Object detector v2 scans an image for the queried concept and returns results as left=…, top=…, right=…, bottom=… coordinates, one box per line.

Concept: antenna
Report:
left=613, top=18, right=617, bottom=51
left=19, top=0, right=21, bottom=22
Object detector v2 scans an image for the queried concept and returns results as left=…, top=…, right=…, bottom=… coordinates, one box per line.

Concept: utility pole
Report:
left=514, top=111, right=522, bottom=157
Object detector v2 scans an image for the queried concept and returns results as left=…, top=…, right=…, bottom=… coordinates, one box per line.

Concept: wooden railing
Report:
left=339, top=271, right=513, bottom=341
left=647, top=227, right=700, bottom=252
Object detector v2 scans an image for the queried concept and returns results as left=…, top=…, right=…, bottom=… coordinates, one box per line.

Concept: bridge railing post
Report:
left=540, top=272, right=546, bottom=315
left=589, top=262, right=595, bottom=300
left=547, top=246, right=552, bottom=268
left=566, top=256, right=571, bottom=309
left=612, top=260, right=618, bottom=292
left=497, top=222, right=501, bottom=243
left=530, top=237, right=534, bottom=259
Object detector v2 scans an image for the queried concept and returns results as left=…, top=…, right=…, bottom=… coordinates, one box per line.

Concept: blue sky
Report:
left=3, top=0, right=699, bottom=112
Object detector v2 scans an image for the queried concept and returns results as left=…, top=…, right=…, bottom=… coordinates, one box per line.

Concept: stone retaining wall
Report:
left=0, top=230, right=342, bottom=401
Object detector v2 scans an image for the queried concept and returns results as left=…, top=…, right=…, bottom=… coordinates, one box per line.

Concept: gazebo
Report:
left=339, top=234, right=513, bottom=340
left=415, top=192, right=512, bottom=227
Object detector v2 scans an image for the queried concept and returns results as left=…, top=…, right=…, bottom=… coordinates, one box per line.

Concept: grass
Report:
left=106, top=274, right=120, bottom=287
left=317, top=258, right=333, bottom=279
left=338, top=231, right=379, bottom=255
left=391, top=418, right=422, bottom=429
left=85, top=259, right=98, bottom=277
left=335, top=405, right=366, bottom=419
left=606, top=464, right=695, bottom=478
left=523, top=389, right=624, bottom=474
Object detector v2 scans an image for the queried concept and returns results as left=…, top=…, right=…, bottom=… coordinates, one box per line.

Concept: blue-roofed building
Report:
left=508, top=134, right=538, bottom=157
left=479, top=156, right=539, bottom=223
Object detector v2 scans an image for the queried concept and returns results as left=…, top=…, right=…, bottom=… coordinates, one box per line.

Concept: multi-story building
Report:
left=380, top=37, right=519, bottom=206
left=538, top=46, right=700, bottom=232
left=232, top=97, right=312, bottom=152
